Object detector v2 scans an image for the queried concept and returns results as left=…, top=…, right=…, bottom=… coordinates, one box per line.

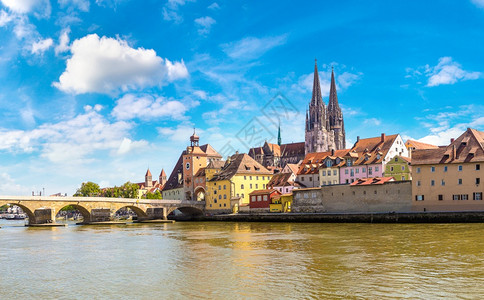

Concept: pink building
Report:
left=340, top=133, right=409, bottom=184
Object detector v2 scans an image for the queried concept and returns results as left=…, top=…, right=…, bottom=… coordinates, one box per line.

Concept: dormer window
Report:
left=326, top=160, right=332, bottom=167
left=346, top=159, right=352, bottom=167
left=376, top=154, right=381, bottom=160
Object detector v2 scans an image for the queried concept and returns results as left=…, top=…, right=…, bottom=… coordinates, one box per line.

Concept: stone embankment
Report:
left=203, top=211, right=484, bottom=223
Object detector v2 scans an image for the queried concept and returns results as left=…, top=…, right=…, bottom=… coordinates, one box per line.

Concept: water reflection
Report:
left=1, top=220, right=484, bottom=299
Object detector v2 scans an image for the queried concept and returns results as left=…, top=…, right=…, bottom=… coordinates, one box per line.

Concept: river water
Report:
left=1, top=219, right=483, bottom=299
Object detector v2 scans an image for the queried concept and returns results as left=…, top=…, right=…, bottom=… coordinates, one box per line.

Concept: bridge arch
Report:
left=56, top=204, right=91, bottom=222
left=194, top=187, right=206, bottom=202
left=115, top=205, right=149, bottom=219
left=0, top=202, right=36, bottom=224
left=167, top=206, right=204, bottom=218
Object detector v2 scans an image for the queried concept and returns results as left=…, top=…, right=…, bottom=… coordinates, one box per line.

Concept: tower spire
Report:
left=311, top=59, right=323, bottom=106
left=277, top=123, right=281, bottom=146
left=328, top=66, right=340, bottom=112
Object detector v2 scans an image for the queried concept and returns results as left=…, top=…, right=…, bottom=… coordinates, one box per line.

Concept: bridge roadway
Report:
left=0, top=196, right=205, bottom=225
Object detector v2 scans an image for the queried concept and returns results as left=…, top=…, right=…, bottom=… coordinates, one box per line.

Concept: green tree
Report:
left=120, top=181, right=139, bottom=198
left=73, top=181, right=101, bottom=197
left=145, top=190, right=162, bottom=199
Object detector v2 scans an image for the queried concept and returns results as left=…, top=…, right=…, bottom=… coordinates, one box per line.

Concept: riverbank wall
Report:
left=202, top=211, right=484, bottom=223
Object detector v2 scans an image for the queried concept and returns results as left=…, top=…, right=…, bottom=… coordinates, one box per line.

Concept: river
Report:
left=1, top=219, right=483, bottom=299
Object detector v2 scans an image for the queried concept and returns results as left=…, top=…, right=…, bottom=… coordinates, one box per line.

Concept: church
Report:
left=249, top=60, right=346, bottom=168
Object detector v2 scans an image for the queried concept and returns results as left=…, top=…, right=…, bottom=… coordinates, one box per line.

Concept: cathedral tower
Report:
left=327, top=67, right=346, bottom=149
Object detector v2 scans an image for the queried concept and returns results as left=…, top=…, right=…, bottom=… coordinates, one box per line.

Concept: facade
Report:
left=249, top=189, right=281, bottom=212
left=385, top=155, right=412, bottom=181
left=305, top=62, right=345, bottom=154
left=162, top=133, right=222, bottom=201
left=270, top=194, right=292, bottom=213
left=206, top=153, right=273, bottom=213
left=319, top=152, right=347, bottom=186
left=411, top=128, right=484, bottom=212
left=340, top=133, right=409, bottom=184
left=292, top=180, right=412, bottom=213
left=248, top=141, right=305, bottom=168
left=296, top=149, right=349, bottom=188
left=134, top=168, right=166, bottom=198
left=267, top=172, right=300, bottom=194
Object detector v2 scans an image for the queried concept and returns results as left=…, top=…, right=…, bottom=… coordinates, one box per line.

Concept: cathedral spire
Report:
left=277, top=123, right=281, bottom=146
left=311, top=59, right=323, bottom=106
left=328, top=66, right=340, bottom=112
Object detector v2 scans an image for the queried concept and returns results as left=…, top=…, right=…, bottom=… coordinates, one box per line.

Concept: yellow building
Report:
left=319, top=153, right=346, bottom=186
left=206, top=153, right=273, bottom=213
left=412, top=128, right=484, bottom=212
left=270, top=194, right=292, bottom=213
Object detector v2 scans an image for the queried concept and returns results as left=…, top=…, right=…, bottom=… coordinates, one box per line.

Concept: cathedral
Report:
left=305, top=61, right=346, bottom=154
left=248, top=60, right=346, bottom=168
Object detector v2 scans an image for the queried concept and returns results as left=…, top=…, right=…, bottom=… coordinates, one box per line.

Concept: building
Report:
left=296, top=149, right=349, bottom=188
left=267, top=172, right=300, bottom=195
left=269, top=194, right=292, bottom=213
left=193, top=160, right=225, bottom=202
left=319, top=150, right=349, bottom=186
left=248, top=141, right=305, bottom=168
left=411, top=128, right=484, bottom=212
left=162, top=133, right=222, bottom=201
left=405, top=139, right=439, bottom=152
left=305, top=62, right=345, bottom=154
left=133, top=168, right=166, bottom=198
left=249, top=189, right=281, bottom=212
left=385, top=155, right=412, bottom=181
left=206, top=153, right=273, bottom=214
left=340, top=133, right=409, bottom=184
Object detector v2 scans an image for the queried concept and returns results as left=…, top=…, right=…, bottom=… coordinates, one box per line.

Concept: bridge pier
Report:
left=146, top=207, right=168, bottom=220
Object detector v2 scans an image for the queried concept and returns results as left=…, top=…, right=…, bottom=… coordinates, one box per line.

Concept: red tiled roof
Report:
left=249, top=189, right=281, bottom=196
left=349, top=134, right=399, bottom=165
left=350, top=177, right=395, bottom=186
left=298, top=149, right=350, bottom=175
left=405, top=139, right=439, bottom=150
left=267, top=173, right=293, bottom=188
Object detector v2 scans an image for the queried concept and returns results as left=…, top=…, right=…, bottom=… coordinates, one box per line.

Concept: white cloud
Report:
left=0, top=9, right=13, bottom=26
left=162, top=0, right=195, bottom=24
left=53, top=34, right=188, bottom=94
left=112, top=94, right=188, bottom=120
left=1, top=0, right=37, bottom=14
left=207, top=2, right=219, bottom=10
left=158, top=124, right=202, bottom=142
left=117, top=137, right=148, bottom=155
left=338, top=71, right=362, bottom=89
left=55, top=28, right=70, bottom=54
left=471, top=0, right=484, bottom=9
left=31, top=37, right=53, bottom=54
left=221, top=35, right=287, bottom=60
left=195, top=16, right=215, bottom=35
left=293, top=67, right=361, bottom=97
left=0, top=106, right=147, bottom=164
left=58, top=0, right=90, bottom=12
left=0, top=172, right=28, bottom=195
left=419, top=57, right=481, bottom=87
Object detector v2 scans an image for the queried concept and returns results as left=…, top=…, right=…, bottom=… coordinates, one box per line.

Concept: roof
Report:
left=206, top=160, right=225, bottom=169
left=400, top=156, right=411, bottom=163
left=249, top=189, right=281, bottom=196
left=199, top=144, right=223, bottom=158
left=412, top=128, right=484, bottom=165
left=405, top=139, right=439, bottom=150
left=160, top=169, right=166, bottom=177
left=350, top=177, right=395, bottom=186
left=284, top=163, right=300, bottom=175
left=210, top=153, right=272, bottom=181
left=162, top=151, right=185, bottom=191
left=194, top=167, right=206, bottom=178
left=349, top=134, right=399, bottom=165
left=280, top=142, right=305, bottom=156
left=248, top=142, right=305, bottom=157
left=267, top=173, right=293, bottom=188
left=145, top=169, right=152, bottom=176
left=298, top=149, right=350, bottom=175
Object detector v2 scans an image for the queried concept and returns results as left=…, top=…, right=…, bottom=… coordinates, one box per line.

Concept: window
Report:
left=441, top=180, right=445, bottom=186
left=223, top=185, right=226, bottom=190
left=401, top=176, right=405, bottom=180
left=241, top=184, right=244, bottom=189
left=444, top=166, right=448, bottom=172
left=322, top=181, right=326, bottom=185
left=263, top=195, right=268, bottom=201
left=431, top=166, right=435, bottom=172
left=395, top=157, right=398, bottom=162
left=250, top=184, right=253, bottom=189
left=186, top=162, right=190, bottom=170
left=218, top=195, right=221, bottom=200
left=263, top=184, right=266, bottom=188
left=431, top=180, right=435, bottom=186
left=345, top=169, right=349, bottom=174
left=333, top=170, right=337, bottom=175
left=416, top=195, right=424, bottom=201
left=218, top=185, right=221, bottom=190
left=214, top=190, right=217, bottom=195
left=356, top=168, right=359, bottom=174
left=244, top=176, right=246, bottom=180
left=453, top=195, right=460, bottom=200
left=477, top=164, right=481, bottom=171
left=368, top=167, right=373, bottom=175
left=390, top=166, right=394, bottom=172
left=224, top=203, right=226, bottom=207
left=256, top=184, right=258, bottom=188
left=458, top=165, right=463, bottom=171
left=262, top=176, right=265, bottom=180
left=476, top=178, right=481, bottom=185
left=417, top=181, right=421, bottom=186
left=458, top=179, right=462, bottom=185
left=301, top=177, right=305, bottom=181
left=309, top=177, right=313, bottom=182
left=256, top=176, right=259, bottom=180
left=402, top=166, right=405, bottom=171
left=250, top=176, right=252, bottom=180
left=334, top=180, right=337, bottom=184
left=257, top=195, right=262, bottom=201
left=438, top=194, right=443, bottom=201
left=362, top=167, right=366, bottom=172
left=417, top=167, right=421, bottom=173
left=223, top=194, right=227, bottom=199
left=461, top=194, right=469, bottom=200
left=474, top=192, right=483, bottom=200
left=375, top=166, right=379, bottom=172
left=350, top=169, right=354, bottom=177
left=322, top=171, right=326, bottom=176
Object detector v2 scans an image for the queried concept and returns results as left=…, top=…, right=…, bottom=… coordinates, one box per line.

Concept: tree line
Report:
left=73, top=181, right=162, bottom=199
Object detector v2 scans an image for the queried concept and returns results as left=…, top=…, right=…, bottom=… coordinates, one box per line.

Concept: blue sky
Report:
left=0, top=0, right=483, bottom=195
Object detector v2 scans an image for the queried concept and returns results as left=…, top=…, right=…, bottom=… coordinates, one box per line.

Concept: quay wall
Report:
left=292, top=181, right=412, bottom=213
left=203, top=211, right=484, bottom=223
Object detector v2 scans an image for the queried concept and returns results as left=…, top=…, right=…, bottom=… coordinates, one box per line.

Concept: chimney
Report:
left=381, top=133, right=385, bottom=143
left=357, top=136, right=360, bottom=142
left=452, top=144, right=456, bottom=160
left=450, top=138, right=455, bottom=144
left=331, top=149, right=335, bottom=156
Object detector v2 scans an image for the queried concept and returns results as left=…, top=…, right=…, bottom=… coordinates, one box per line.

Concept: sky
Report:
left=0, top=0, right=483, bottom=196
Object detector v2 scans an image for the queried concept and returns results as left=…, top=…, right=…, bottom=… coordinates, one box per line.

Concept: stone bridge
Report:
left=0, top=196, right=205, bottom=225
